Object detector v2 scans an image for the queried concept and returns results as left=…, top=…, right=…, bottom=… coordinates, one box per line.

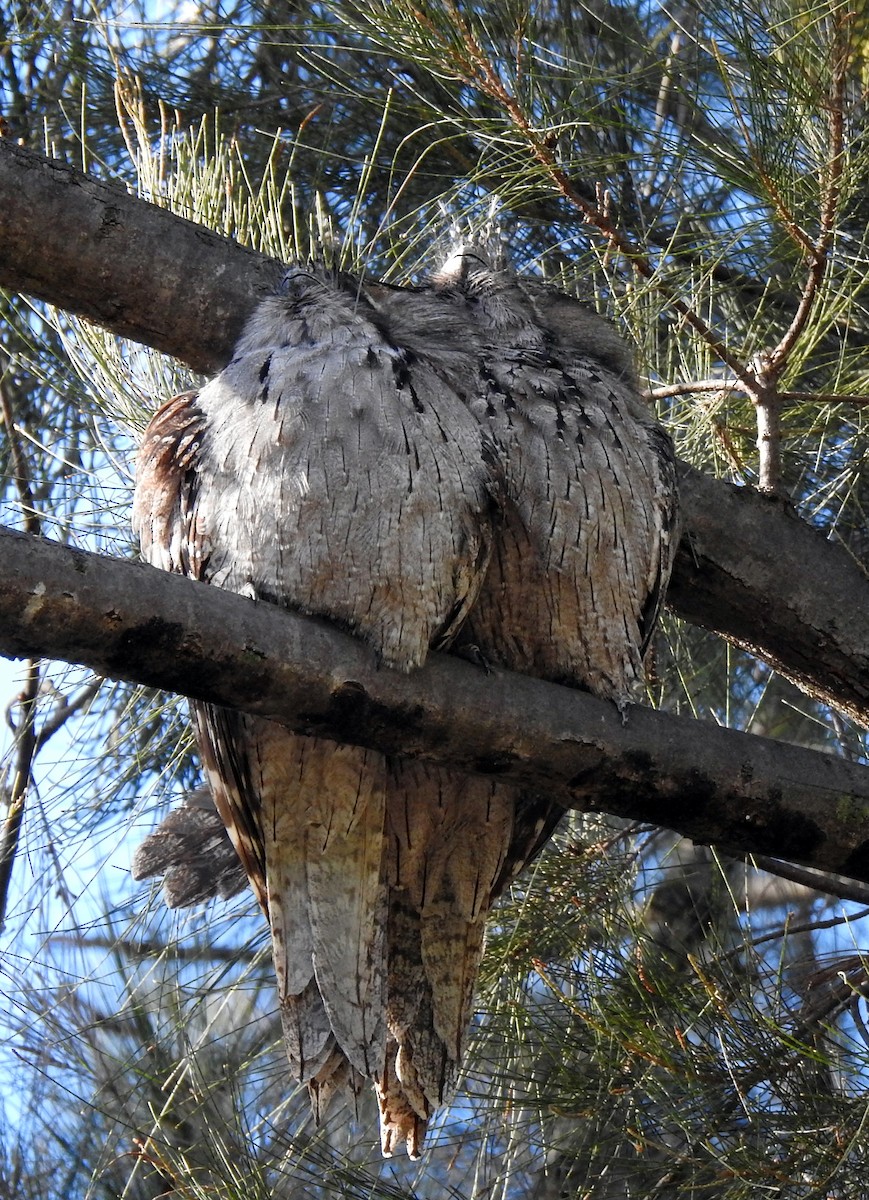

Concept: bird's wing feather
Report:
left=130, top=785, right=248, bottom=907
left=301, top=739, right=388, bottom=1078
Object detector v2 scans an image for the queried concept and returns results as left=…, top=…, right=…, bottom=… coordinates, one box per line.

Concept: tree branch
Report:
left=2, top=141, right=869, bottom=726
left=671, top=466, right=869, bottom=727
left=2, top=524, right=869, bottom=886
left=0, top=140, right=282, bottom=375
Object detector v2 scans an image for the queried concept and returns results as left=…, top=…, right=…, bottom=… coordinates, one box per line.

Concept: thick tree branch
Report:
left=0, top=141, right=282, bottom=374
left=2, top=525, right=869, bottom=885
left=672, top=466, right=869, bottom=727
left=2, top=142, right=869, bottom=725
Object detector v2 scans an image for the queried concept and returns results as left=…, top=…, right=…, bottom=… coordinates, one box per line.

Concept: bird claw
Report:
left=453, top=642, right=492, bottom=674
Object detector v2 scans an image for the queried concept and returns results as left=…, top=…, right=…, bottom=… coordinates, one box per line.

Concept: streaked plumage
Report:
left=132, top=252, right=679, bottom=1157
left=431, top=250, right=679, bottom=699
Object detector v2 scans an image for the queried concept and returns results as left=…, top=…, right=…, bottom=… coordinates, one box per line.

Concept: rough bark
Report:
left=2, top=525, right=869, bottom=884
left=2, top=140, right=869, bottom=727
left=673, top=466, right=869, bottom=726
left=0, top=141, right=283, bottom=374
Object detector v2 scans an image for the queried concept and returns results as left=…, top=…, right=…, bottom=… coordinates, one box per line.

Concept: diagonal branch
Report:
left=2, top=524, right=869, bottom=889
left=0, top=141, right=283, bottom=375
left=669, top=464, right=869, bottom=727
left=765, top=14, right=849, bottom=380
left=743, top=16, right=850, bottom=495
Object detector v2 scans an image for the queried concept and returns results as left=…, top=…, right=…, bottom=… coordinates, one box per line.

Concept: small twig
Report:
left=765, top=15, right=849, bottom=380
left=0, top=369, right=39, bottom=535
left=727, top=906, right=869, bottom=959
left=712, top=40, right=816, bottom=261
left=644, top=379, right=745, bottom=400
left=34, top=677, right=102, bottom=753
left=48, top=931, right=261, bottom=964
left=796, top=959, right=869, bottom=1034
left=749, top=17, right=851, bottom=497
left=0, top=658, right=39, bottom=930
left=748, top=854, right=869, bottom=906
left=647, top=380, right=869, bottom=407
left=711, top=420, right=748, bottom=476
left=0, top=360, right=41, bottom=931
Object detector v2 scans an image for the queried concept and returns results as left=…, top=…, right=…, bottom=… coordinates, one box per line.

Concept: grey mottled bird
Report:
left=432, top=249, right=679, bottom=699
left=132, top=252, right=679, bottom=1157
